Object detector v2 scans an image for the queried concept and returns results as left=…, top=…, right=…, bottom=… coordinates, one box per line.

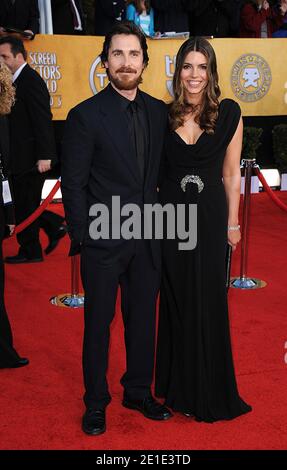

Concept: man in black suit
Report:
left=0, top=62, right=29, bottom=368
left=0, top=36, right=66, bottom=263
left=61, top=21, right=172, bottom=435
left=94, top=0, right=126, bottom=36
left=0, top=0, right=39, bottom=36
left=51, top=0, right=86, bottom=35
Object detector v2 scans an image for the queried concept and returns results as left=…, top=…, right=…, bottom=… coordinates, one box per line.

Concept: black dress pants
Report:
left=81, top=239, right=160, bottom=410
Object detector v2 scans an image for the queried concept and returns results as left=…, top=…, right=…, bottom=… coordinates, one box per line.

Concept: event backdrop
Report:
left=26, top=35, right=287, bottom=120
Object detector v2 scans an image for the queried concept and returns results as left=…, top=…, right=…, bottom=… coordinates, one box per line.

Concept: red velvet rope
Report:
left=255, top=168, right=287, bottom=213
left=11, top=170, right=287, bottom=236
left=14, top=179, right=62, bottom=235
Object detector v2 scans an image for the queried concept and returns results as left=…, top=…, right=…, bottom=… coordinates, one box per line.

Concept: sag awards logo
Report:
left=165, top=55, right=176, bottom=97
left=231, top=53, right=272, bottom=102
left=29, top=51, right=62, bottom=108
left=89, top=56, right=109, bottom=94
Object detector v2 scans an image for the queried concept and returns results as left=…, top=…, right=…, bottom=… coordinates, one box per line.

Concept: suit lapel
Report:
left=13, top=63, right=29, bottom=87
left=99, top=86, right=140, bottom=184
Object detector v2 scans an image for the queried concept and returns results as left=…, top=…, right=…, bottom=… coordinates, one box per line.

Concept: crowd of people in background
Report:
left=0, top=1, right=287, bottom=39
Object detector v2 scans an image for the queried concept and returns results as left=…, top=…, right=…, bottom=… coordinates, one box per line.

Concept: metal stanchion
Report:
left=50, top=254, right=85, bottom=307
left=230, top=158, right=267, bottom=290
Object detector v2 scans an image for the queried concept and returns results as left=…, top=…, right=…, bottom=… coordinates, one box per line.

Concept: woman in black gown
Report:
left=155, top=37, right=251, bottom=422
left=0, top=62, right=29, bottom=368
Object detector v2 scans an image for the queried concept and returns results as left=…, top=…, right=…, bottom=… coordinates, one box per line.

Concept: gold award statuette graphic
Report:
left=231, top=53, right=272, bottom=103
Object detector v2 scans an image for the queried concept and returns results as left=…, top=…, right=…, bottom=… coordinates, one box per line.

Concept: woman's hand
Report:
left=228, top=229, right=241, bottom=251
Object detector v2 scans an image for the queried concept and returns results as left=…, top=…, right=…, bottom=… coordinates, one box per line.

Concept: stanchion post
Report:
left=230, top=158, right=266, bottom=289
left=71, top=254, right=80, bottom=296
left=240, top=159, right=253, bottom=280
left=50, top=254, right=85, bottom=308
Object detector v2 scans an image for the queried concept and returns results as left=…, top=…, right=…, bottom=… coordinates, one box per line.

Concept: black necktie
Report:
left=129, top=101, right=145, bottom=180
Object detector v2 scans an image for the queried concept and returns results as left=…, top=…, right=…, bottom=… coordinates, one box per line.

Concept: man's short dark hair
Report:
left=0, top=36, right=27, bottom=61
left=100, top=21, right=149, bottom=67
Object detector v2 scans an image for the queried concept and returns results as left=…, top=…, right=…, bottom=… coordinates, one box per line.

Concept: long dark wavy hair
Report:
left=169, top=37, right=221, bottom=134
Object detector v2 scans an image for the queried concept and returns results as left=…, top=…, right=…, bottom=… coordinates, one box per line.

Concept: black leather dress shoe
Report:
left=5, top=254, right=43, bottom=264
left=0, top=357, right=29, bottom=369
left=45, top=225, right=67, bottom=255
left=122, top=396, right=173, bottom=421
left=82, top=409, right=106, bottom=435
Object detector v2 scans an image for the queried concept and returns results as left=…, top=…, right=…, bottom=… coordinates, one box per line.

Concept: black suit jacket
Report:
left=94, top=0, right=126, bottom=36
left=0, top=116, right=15, bottom=234
left=0, top=0, right=39, bottom=33
left=51, top=0, right=86, bottom=35
left=8, top=64, right=56, bottom=177
left=61, top=84, right=167, bottom=268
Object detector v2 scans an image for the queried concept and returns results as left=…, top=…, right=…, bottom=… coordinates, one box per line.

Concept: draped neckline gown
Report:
left=155, top=99, right=252, bottom=422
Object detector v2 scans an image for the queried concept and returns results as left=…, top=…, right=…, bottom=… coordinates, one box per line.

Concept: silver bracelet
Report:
left=228, top=224, right=240, bottom=231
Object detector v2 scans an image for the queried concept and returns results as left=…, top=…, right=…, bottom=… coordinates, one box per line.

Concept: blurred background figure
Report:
left=51, top=0, right=86, bottom=35
left=0, top=36, right=66, bottom=264
left=0, top=0, right=39, bottom=38
left=240, top=0, right=287, bottom=37
left=272, top=0, right=287, bottom=36
left=189, top=0, right=241, bottom=38
left=151, top=0, right=192, bottom=34
left=94, top=0, right=126, bottom=36
left=126, top=1, right=155, bottom=37
left=0, top=61, right=29, bottom=368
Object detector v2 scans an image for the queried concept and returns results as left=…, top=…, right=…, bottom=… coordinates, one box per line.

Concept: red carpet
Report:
left=0, top=192, right=287, bottom=450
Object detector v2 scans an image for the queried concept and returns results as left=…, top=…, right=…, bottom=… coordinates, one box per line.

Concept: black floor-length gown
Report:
left=155, top=99, right=252, bottom=422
